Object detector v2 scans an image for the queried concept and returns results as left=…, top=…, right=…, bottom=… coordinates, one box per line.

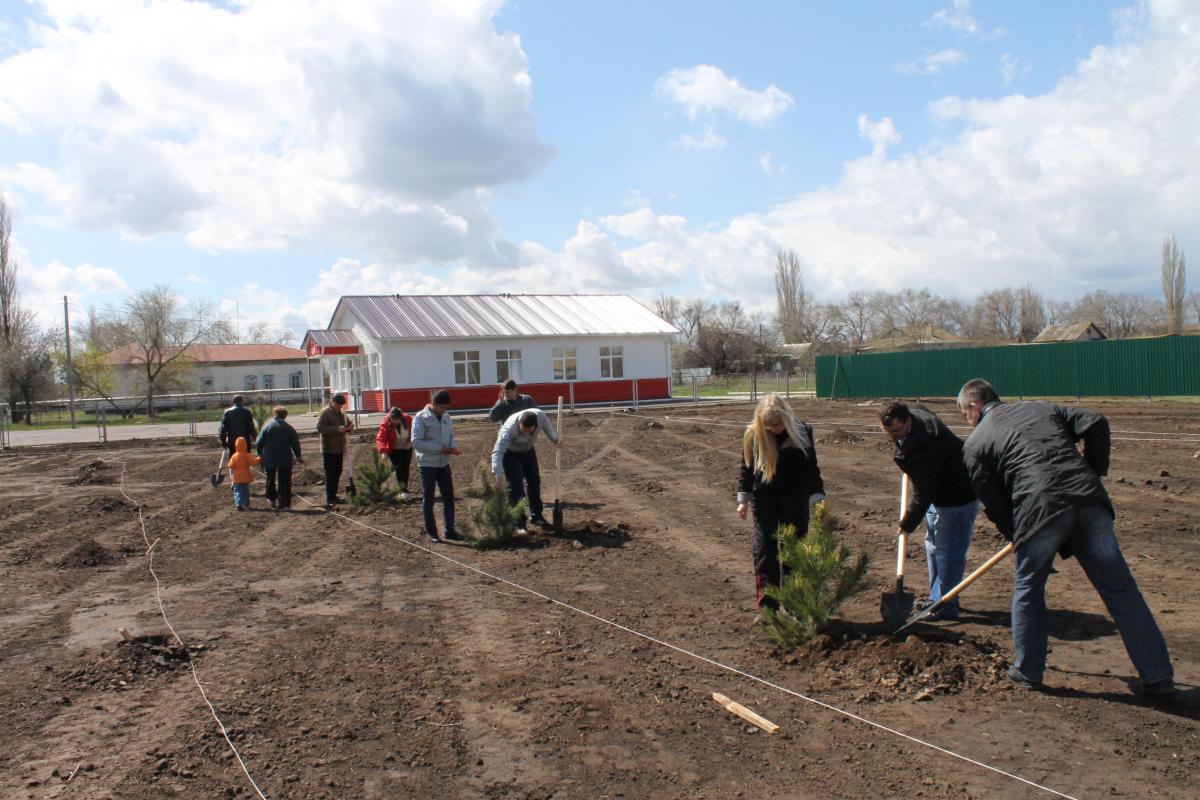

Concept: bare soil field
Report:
left=1, top=398, right=1196, bottom=799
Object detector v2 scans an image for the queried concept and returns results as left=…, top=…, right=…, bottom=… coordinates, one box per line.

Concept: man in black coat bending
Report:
left=958, top=378, right=1173, bottom=695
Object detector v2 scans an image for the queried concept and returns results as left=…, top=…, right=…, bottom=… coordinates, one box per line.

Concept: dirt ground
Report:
left=0, top=397, right=1197, bottom=799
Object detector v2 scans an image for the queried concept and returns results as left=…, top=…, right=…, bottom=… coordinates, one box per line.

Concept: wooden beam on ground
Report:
left=712, top=692, right=779, bottom=734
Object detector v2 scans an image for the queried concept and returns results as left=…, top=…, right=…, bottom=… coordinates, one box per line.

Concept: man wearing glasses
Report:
left=879, top=400, right=978, bottom=620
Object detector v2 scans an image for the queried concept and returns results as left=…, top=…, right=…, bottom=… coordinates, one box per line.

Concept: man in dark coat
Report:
left=880, top=401, right=978, bottom=619
left=218, top=395, right=256, bottom=455
left=256, top=406, right=302, bottom=511
left=489, top=379, right=538, bottom=423
left=958, top=378, right=1174, bottom=695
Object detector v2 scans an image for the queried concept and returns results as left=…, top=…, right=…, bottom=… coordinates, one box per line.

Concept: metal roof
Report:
left=303, top=329, right=361, bottom=347
left=107, top=343, right=305, bottom=365
left=330, top=295, right=679, bottom=340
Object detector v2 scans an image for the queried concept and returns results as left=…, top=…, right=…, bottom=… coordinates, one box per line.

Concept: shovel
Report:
left=880, top=474, right=915, bottom=625
left=345, top=446, right=357, bottom=499
left=895, top=542, right=1015, bottom=634
left=552, top=396, right=564, bottom=534
left=210, top=447, right=229, bottom=487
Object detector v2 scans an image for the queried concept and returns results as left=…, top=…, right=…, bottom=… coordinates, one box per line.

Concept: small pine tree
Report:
left=466, top=469, right=528, bottom=549
left=251, top=396, right=271, bottom=430
left=349, top=450, right=401, bottom=507
left=758, top=503, right=871, bottom=648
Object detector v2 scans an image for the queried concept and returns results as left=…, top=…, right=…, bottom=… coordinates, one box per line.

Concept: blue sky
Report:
left=1, top=0, right=1194, bottom=342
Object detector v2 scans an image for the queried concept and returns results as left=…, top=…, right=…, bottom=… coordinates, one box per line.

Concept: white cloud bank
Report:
left=0, top=0, right=551, bottom=265
left=655, top=65, right=794, bottom=126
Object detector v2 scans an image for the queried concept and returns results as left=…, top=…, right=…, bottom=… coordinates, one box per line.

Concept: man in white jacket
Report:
left=492, top=409, right=560, bottom=531
left=412, top=390, right=462, bottom=542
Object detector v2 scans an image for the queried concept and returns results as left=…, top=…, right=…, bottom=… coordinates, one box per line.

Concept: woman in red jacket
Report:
left=376, top=406, right=414, bottom=500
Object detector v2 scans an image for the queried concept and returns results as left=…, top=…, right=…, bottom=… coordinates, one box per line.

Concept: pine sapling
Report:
left=466, top=469, right=528, bottom=549
left=758, top=503, right=871, bottom=648
left=349, top=450, right=401, bottom=507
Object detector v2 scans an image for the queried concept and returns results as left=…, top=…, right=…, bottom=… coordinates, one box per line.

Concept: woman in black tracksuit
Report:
left=736, top=394, right=826, bottom=610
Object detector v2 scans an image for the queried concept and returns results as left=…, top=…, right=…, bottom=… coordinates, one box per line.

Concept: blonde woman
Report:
left=737, top=394, right=825, bottom=610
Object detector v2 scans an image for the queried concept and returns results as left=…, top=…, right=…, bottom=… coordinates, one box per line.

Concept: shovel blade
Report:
left=552, top=501, right=563, bottom=534
left=346, top=478, right=357, bottom=497
left=880, top=583, right=915, bottom=626
left=210, top=473, right=224, bottom=488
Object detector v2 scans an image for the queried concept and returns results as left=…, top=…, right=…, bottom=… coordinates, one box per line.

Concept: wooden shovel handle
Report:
left=896, top=474, right=911, bottom=578
left=554, top=396, right=563, bottom=501
left=938, top=542, right=1015, bottom=605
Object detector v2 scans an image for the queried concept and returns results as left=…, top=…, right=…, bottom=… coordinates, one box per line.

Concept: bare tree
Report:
left=774, top=249, right=807, bottom=343
left=977, top=288, right=1022, bottom=341
left=835, top=290, right=888, bottom=348
left=1162, top=235, right=1187, bottom=335
left=1186, top=291, right=1200, bottom=327
left=1017, top=284, right=1046, bottom=342
left=108, top=285, right=220, bottom=417
left=0, top=193, right=58, bottom=421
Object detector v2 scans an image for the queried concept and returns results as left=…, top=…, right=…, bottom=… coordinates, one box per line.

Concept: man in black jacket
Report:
left=489, top=379, right=538, bottom=423
left=218, top=396, right=256, bottom=455
left=958, top=378, right=1174, bottom=695
left=880, top=401, right=978, bottom=619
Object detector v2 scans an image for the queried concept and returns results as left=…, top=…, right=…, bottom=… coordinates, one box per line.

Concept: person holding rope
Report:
left=879, top=400, right=978, bottom=620
left=491, top=408, right=560, bottom=532
left=736, top=394, right=825, bottom=611
left=958, top=378, right=1174, bottom=695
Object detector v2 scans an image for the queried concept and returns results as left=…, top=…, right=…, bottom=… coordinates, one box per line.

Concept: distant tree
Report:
left=1017, top=284, right=1046, bottom=341
left=1186, top=291, right=1200, bottom=327
left=978, top=288, right=1022, bottom=341
left=107, top=285, right=220, bottom=417
left=774, top=249, right=807, bottom=343
left=1162, top=235, right=1187, bottom=335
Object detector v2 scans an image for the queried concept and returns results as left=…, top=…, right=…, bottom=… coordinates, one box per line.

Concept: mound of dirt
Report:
left=573, top=519, right=632, bottom=540
left=65, top=460, right=115, bottom=486
left=819, top=429, right=863, bottom=445
left=573, top=417, right=595, bottom=429
left=638, top=420, right=665, bottom=430
left=58, top=635, right=203, bottom=691
left=83, top=496, right=137, bottom=514
left=633, top=480, right=666, bottom=494
left=296, top=466, right=325, bottom=485
left=56, top=540, right=118, bottom=569
left=787, top=626, right=1009, bottom=702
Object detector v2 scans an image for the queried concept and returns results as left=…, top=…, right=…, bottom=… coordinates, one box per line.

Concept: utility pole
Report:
left=64, top=295, right=77, bottom=428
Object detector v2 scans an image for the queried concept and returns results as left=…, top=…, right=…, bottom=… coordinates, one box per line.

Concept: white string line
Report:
left=113, top=460, right=271, bottom=800
left=305, top=497, right=1079, bottom=800
left=629, top=410, right=1200, bottom=444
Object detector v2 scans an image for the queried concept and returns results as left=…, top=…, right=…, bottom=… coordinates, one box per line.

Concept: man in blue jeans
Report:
left=411, top=390, right=462, bottom=542
left=880, top=401, right=978, bottom=619
left=958, top=378, right=1174, bottom=696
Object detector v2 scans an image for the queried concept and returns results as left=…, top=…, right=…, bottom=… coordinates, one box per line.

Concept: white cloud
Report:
left=655, top=65, right=794, bottom=126
left=759, top=152, right=785, bottom=177
left=897, top=49, right=968, bottom=76
left=0, top=0, right=551, bottom=263
left=999, top=53, right=1029, bottom=85
left=183, top=273, right=207, bottom=285
left=468, top=0, right=1200, bottom=314
left=924, top=0, right=1005, bottom=40
left=674, top=125, right=726, bottom=152
left=856, top=115, right=902, bottom=156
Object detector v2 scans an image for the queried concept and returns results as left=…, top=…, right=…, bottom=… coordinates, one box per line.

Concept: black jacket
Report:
left=962, top=401, right=1112, bottom=546
left=489, top=393, right=538, bottom=423
left=219, top=404, right=257, bottom=449
left=738, top=425, right=824, bottom=502
left=892, top=406, right=976, bottom=533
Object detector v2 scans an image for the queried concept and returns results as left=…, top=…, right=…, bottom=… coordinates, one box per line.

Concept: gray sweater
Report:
left=491, top=409, right=558, bottom=476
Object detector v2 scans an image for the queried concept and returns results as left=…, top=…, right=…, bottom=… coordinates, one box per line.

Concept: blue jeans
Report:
left=232, top=483, right=250, bottom=509
left=923, top=501, right=978, bottom=616
left=419, top=466, right=455, bottom=536
left=502, top=448, right=542, bottom=525
left=1011, top=504, right=1173, bottom=685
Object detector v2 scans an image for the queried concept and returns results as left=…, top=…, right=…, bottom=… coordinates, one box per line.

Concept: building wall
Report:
left=113, top=359, right=309, bottom=396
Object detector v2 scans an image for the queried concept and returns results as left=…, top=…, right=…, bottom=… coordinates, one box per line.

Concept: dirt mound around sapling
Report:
left=787, top=626, right=1009, bottom=702
left=56, top=539, right=119, bottom=568
left=819, top=429, right=863, bottom=445
left=82, top=496, right=137, bottom=515
left=66, top=460, right=115, bottom=486
left=58, top=635, right=203, bottom=691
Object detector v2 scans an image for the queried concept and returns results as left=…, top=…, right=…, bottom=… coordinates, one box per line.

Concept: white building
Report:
left=108, top=343, right=309, bottom=396
left=302, top=294, right=679, bottom=411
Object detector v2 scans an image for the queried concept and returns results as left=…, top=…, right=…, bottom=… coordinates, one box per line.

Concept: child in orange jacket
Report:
left=228, top=436, right=262, bottom=510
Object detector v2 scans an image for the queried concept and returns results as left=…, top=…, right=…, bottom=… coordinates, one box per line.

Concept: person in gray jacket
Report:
left=489, top=379, right=538, bottom=423
left=255, top=406, right=302, bottom=511
left=412, top=390, right=461, bottom=542
left=491, top=408, right=560, bottom=531
left=959, top=378, right=1174, bottom=695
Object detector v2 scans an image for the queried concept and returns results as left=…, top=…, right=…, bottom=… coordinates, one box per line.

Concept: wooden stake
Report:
left=712, top=693, right=779, bottom=734
left=118, top=627, right=134, bottom=641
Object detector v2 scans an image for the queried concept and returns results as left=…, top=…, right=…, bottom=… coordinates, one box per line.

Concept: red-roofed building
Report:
left=107, top=342, right=310, bottom=397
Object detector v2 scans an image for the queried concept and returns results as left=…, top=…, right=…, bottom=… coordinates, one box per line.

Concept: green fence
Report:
left=815, top=336, right=1200, bottom=399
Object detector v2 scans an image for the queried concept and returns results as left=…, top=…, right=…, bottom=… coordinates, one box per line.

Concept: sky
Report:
left=1, top=0, right=1197, bottom=342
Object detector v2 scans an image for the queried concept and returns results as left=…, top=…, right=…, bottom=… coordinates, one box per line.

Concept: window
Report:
left=552, top=347, right=577, bottom=381
left=289, top=372, right=303, bottom=389
left=496, top=349, right=522, bottom=383
left=599, top=345, right=624, bottom=379
left=263, top=374, right=275, bottom=390
left=453, top=350, right=481, bottom=385
left=201, top=376, right=214, bottom=390
left=370, top=352, right=382, bottom=388
left=244, top=375, right=258, bottom=391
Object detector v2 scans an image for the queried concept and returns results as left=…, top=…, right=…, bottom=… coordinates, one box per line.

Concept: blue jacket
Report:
left=256, top=417, right=302, bottom=469
left=412, top=405, right=458, bottom=468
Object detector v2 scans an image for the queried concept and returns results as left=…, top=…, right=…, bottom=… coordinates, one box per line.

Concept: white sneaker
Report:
left=517, top=527, right=529, bottom=535
left=400, top=491, right=411, bottom=502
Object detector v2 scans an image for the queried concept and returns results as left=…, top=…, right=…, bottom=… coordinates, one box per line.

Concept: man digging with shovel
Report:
left=958, top=378, right=1175, bottom=696
left=491, top=409, right=560, bottom=534
left=879, top=401, right=978, bottom=624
